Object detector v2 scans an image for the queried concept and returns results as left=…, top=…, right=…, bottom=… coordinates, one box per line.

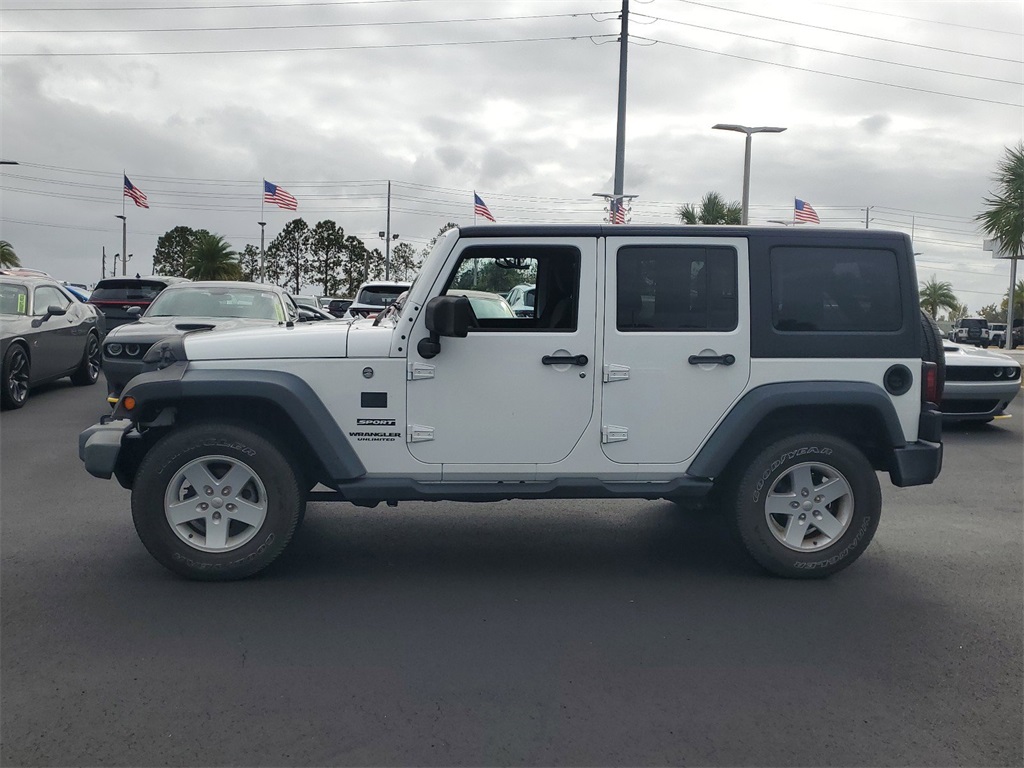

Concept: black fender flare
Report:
left=115, top=364, right=367, bottom=483
left=688, top=381, right=906, bottom=479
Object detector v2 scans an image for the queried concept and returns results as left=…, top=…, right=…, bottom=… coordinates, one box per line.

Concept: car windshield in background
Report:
left=147, top=288, right=283, bottom=320
left=89, top=280, right=167, bottom=303
left=468, top=295, right=515, bottom=319
left=0, top=283, right=29, bottom=315
left=356, top=287, right=404, bottom=306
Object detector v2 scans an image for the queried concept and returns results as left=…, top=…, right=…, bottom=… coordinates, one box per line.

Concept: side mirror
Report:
left=425, top=295, right=473, bottom=338
left=418, top=295, right=474, bottom=359
left=32, top=304, right=68, bottom=327
left=126, top=306, right=142, bottom=317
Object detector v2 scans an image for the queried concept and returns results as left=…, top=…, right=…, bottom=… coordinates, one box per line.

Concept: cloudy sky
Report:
left=1, top=0, right=1021, bottom=308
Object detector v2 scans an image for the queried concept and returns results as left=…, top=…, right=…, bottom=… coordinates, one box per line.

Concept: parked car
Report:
left=102, top=281, right=297, bottom=403
left=988, top=320, right=1023, bottom=349
left=940, top=341, right=1021, bottom=422
left=952, top=316, right=990, bottom=347
left=505, top=283, right=536, bottom=318
left=88, top=276, right=190, bottom=331
left=450, top=289, right=516, bottom=319
left=0, top=273, right=102, bottom=409
left=326, top=298, right=353, bottom=318
left=294, top=302, right=337, bottom=322
left=343, top=281, right=411, bottom=319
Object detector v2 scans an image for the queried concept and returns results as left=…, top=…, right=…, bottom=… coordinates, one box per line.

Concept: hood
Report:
left=107, top=316, right=280, bottom=341
left=943, top=341, right=1017, bottom=363
left=184, top=320, right=352, bottom=360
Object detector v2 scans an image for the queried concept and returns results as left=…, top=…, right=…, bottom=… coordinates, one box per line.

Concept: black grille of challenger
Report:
left=945, top=366, right=1021, bottom=382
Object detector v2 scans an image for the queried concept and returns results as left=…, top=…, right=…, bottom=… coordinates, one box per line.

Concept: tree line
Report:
left=150, top=219, right=447, bottom=297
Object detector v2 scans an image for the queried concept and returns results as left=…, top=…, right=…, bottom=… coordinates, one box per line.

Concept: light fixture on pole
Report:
left=712, top=124, right=786, bottom=225
left=592, top=192, right=638, bottom=224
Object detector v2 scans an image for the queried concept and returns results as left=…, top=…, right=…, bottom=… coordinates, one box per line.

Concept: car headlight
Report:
left=105, top=343, right=122, bottom=356
left=125, top=344, right=141, bottom=357
left=1008, top=367, right=1020, bottom=379
left=994, top=369, right=1003, bottom=378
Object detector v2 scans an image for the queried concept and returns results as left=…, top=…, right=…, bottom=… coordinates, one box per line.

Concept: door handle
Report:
left=542, top=354, right=589, bottom=366
left=688, top=353, right=735, bottom=366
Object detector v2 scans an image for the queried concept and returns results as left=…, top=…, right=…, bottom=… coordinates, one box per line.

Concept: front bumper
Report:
left=79, top=419, right=133, bottom=479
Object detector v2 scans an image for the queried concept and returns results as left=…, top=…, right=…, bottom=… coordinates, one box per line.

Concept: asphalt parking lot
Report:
left=1, top=376, right=1021, bottom=767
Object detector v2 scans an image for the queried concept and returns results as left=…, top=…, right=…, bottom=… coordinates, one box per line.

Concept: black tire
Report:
left=919, top=310, right=945, bottom=399
left=131, top=422, right=304, bottom=580
left=1, top=344, right=30, bottom=410
left=729, top=433, right=881, bottom=579
left=70, top=332, right=101, bottom=386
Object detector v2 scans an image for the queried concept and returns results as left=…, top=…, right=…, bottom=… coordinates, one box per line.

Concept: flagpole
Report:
left=118, top=169, right=127, bottom=276
left=473, top=190, right=477, bottom=225
left=259, top=179, right=267, bottom=283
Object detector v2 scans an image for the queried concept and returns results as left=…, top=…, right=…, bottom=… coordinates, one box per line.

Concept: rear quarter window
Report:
left=770, top=247, right=902, bottom=332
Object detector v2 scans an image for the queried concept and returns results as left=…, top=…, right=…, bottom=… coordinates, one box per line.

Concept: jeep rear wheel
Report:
left=131, top=422, right=303, bottom=580
left=729, top=433, right=881, bottom=579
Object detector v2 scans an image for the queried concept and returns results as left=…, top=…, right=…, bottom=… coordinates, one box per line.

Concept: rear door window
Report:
left=770, top=247, right=902, bottom=332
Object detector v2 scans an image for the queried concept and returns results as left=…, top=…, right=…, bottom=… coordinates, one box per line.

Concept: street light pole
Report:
left=115, top=214, right=127, bottom=276
left=712, top=124, right=786, bottom=225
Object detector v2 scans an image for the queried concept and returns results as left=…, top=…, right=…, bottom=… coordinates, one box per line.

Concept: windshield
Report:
left=90, top=280, right=167, bottom=303
left=357, top=286, right=407, bottom=306
left=468, top=295, right=515, bottom=319
left=147, top=288, right=283, bottom=320
left=0, top=283, right=28, bottom=315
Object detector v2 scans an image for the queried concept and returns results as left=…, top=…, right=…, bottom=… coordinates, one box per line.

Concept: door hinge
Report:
left=603, top=363, right=630, bottom=383
left=407, top=424, right=435, bottom=443
left=407, top=362, right=435, bottom=381
left=602, top=425, right=629, bottom=443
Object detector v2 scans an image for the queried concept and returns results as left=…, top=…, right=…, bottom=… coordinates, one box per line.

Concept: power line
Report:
left=4, top=11, right=602, bottom=34
left=1, top=33, right=610, bottom=57
left=635, top=12, right=1021, bottom=86
left=2, top=0, right=450, bottom=12
left=667, top=0, right=1023, bottom=65
left=822, top=2, right=1023, bottom=37
left=634, top=35, right=1022, bottom=108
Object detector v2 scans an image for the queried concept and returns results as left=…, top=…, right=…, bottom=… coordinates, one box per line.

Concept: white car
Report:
left=940, top=341, right=1022, bottom=422
left=505, top=283, right=536, bottom=318
left=343, top=281, right=411, bottom=319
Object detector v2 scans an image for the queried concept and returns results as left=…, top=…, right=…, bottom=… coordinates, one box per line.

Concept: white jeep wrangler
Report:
left=80, top=225, right=944, bottom=580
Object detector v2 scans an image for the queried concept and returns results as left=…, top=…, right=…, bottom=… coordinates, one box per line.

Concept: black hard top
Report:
left=457, top=224, right=910, bottom=243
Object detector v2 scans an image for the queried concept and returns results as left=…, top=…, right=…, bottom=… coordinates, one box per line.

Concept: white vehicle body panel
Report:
left=600, top=236, right=752, bottom=464
left=404, top=235, right=598, bottom=468
left=184, top=322, right=350, bottom=360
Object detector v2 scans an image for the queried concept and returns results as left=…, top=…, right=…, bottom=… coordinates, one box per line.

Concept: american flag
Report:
left=264, top=180, right=298, bottom=210
left=611, top=199, right=626, bottom=224
left=794, top=198, right=820, bottom=224
left=473, top=193, right=495, bottom=222
left=123, top=175, right=149, bottom=209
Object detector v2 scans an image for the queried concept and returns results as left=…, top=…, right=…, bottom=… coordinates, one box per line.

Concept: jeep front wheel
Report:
left=729, top=433, right=881, bottom=579
left=131, top=423, right=303, bottom=580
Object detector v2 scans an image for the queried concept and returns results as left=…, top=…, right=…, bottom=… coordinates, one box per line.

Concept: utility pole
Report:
left=385, top=181, right=392, bottom=281
left=102, top=246, right=106, bottom=280
left=612, top=0, right=629, bottom=200
left=864, top=206, right=873, bottom=229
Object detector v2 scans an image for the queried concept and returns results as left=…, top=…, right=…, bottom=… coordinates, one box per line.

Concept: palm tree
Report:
left=0, top=240, right=20, bottom=268
left=977, top=142, right=1024, bottom=259
left=1002, top=279, right=1024, bottom=318
left=677, top=192, right=742, bottom=225
left=919, top=275, right=959, bottom=319
left=185, top=233, right=241, bottom=281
